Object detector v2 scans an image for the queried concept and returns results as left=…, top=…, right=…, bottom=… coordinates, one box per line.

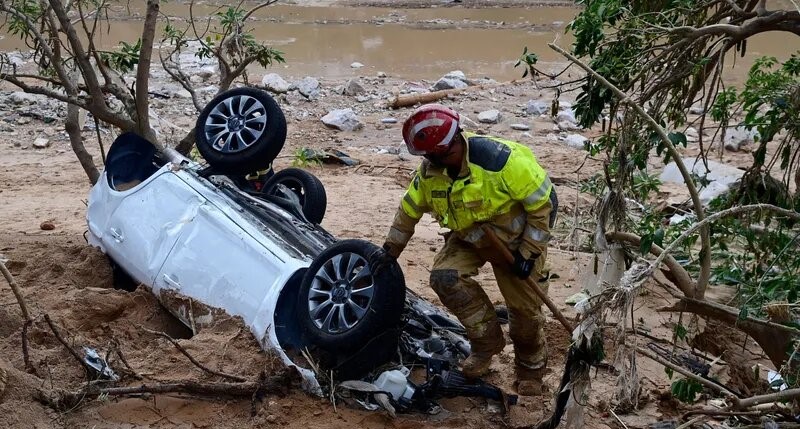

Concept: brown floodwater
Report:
left=0, top=2, right=797, bottom=83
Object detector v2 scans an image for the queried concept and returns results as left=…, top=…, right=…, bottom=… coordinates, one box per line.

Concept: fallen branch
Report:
left=111, top=339, right=142, bottom=380
left=388, top=80, right=519, bottom=109
left=681, top=408, right=764, bottom=420
left=38, top=373, right=295, bottom=411
left=0, top=260, right=31, bottom=322
left=635, top=345, right=737, bottom=397
left=606, top=231, right=695, bottom=297
left=22, top=319, right=33, bottom=373
left=142, top=328, right=246, bottom=382
left=43, top=314, right=93, bottom=375
left=732, top=388, right=800, bottom=410
left=548, top=42, right=712, bottom=299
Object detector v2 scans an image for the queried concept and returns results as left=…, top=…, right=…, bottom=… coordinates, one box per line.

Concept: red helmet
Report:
left=402, top=104, right=460, bottom=156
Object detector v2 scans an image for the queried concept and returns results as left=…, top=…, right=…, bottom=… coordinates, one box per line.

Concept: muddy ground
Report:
left=0, top=1, right=778, bottom=428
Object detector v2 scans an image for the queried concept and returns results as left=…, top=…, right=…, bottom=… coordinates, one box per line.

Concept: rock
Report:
left=12, top=141, right=20, bottom=147
left=282, top=91, right=307, bottom=105
left=526, top=100, right=550, bottom=116
left=432, top=77, right=467, bottom=91
left=565, top=292, right=590, bottom=305
left=558, top=101, right=573, bottom=111
left=343, top=78, right=366, bottom=96
left=381, top=118, right=398, bottom=124
left=321, top=109, right=363, bottom=131
left=155, top=83, right=191, bottom=99
left=660, top=158, right=744, bottom=205
left=6, top=51, right=26, bottom=67
left=564, top=134, right=588, bottom=149
left=510, top=123, right=530, bottom=131
left=521, top=132, right=533, bottom=139
left=377, top=71, right=387, bottom=78
left=443, top=70, right=466, bottom=81
left=10, top=92, right=40, bottom=105
left=32, top=138, right=50, bottom=149
left=295, top=77, right=320, bottom=99
left=350, top=62, right=364, bottom=68
left=196, top=65, right=217, bottom=80
left=723, top=126, right=759, bottom=152
left=261, top=73, right=291, bottom=93
left=689, top=105, right=705, bottom=115
left=685, top=127, right=699, bottom=143
left=460, top=115, right=480, bottom=129
left=16, top=117, right=30, bottom=125
left=40, top=221, right=55, bottom=231
left=477, top=109, right=501, bottom=124
left=355, top=95, right=371, bottom=103
left=557, top=109, right=577, bottom=125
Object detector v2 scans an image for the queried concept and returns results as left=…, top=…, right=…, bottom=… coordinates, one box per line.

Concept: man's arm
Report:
left=382, top=173, right=428, bottom=258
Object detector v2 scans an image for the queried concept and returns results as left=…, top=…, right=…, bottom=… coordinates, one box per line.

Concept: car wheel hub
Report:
left=308, top=252, right=375, bottom=334
left=204, top=94, right=268, bottom=154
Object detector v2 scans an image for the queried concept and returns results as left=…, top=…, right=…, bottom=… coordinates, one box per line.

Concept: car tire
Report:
left=297, top=239, right=406, bottom=353
left=195, top=87, right=287, bottom=175
left=262, top=168, right=327, bottom=224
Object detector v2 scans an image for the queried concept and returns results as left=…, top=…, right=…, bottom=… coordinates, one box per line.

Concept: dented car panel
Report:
left=87, top=162, right=323, bottom=394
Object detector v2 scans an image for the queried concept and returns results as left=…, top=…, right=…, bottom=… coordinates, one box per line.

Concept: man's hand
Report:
left=511, top=250, right=537, bottom=279
left=373, top=242, right=400, bottom=271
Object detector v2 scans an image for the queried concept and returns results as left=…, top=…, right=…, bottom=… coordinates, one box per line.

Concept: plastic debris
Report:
left=83, top=347, right=119, bottom=381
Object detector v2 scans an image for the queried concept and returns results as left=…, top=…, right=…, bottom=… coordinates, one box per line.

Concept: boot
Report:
left=515, top=365, right=547, bottom=396
left=461, top=352, right=498, bottom=379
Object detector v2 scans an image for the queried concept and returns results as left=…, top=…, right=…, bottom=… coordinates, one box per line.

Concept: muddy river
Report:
left=0, top=2, right=798, bottom=82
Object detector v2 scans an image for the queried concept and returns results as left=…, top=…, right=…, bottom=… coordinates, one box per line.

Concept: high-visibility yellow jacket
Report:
left=385, top=132, right=553, bottom=259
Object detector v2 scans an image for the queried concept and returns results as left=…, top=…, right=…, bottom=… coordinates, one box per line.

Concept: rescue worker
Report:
left=381, top=104, right=556, bottom=395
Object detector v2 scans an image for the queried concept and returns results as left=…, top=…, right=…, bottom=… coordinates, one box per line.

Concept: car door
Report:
left=152, top=198, right=296, bottom=331
left=100, top=172, right=206, bottom=286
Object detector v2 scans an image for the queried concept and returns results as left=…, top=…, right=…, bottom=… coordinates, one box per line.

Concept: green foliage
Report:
left=514, top=46, right=539, bottom=78
left=291, top=148, right=322, bottom=168
left=5, top=0, right=40, bottom=42
left=100, top=39, right=142, bottom=73
left=670, top=378, right=703, bottom=403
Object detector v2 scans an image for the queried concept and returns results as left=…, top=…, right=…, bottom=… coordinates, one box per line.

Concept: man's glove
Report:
left=511, top=250, right=538, bottom=279
left=373, top=243, right=400, bottom=271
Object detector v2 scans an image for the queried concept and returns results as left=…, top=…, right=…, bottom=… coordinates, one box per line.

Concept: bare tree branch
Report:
left=0, top=260, right=31, bottom=322
left=142, top=328, right=247, bottom=382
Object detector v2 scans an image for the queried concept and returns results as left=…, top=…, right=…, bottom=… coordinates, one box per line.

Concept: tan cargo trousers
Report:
left=429, top=234, right=549, bottom=370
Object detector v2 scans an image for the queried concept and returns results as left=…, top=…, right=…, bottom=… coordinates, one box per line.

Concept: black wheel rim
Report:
left=204, top=94, right=268, bottom=154
left=307, top=252, right=375, bottom=334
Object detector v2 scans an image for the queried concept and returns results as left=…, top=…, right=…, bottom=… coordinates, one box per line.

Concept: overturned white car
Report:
left=86, top=88, right=510, bottom=411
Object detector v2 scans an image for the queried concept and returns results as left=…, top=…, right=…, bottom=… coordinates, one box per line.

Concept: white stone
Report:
left=510, top=123, right=530, bottom=131
left=321, top=108, right=363, bottom=132
left=381, top=118, right=398, bottom=124
left=350, top=62, right=364, bottom=68
left=32, top=137, right=50, bottom=149
left=355, top=95, right=371, bottom=103
left=564, top=134, right=588, bottom=149
left=660, top=158, right=744, bottom=205
left=10, top=92, right=40, bottom=105
left=377, top=71, right=387, bottom=78
left=477, top=109, right=501, bottom=124
left=526, top=100, right=549, bottom=116
left=261, top=73, right=291, bottom=93
left=723, top=126, right=759, bottom=152
left=295, top=77, right=320, bottom=99
left=443, top=70, right=466, bottom=81
left=557, top=109, right=578, bottom=125
left=558, top=101, right=573, bottom=110
left=343, top=78, right=366, bottom=96
left=685, top=127, right=699, bottom=143
left=432, top=78, right=467, bottom=91
left=689, top=105, right=705, bottom=115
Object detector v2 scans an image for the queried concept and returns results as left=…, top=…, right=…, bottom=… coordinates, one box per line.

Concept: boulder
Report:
left=343, top=78, right=366, bottom=96
left=321, top=109, right=363, bottom=131
left=32, top=138, right=50, bottom=149
left=526, top=100, right=549, bottom=116
left=350, top=62, right=364, bottom=69
left=659, top=158, right=744, bottom=205
left=477, top=109, right=501, bottom=124
left=564, top=134, right=588, bottom=149
left=432, top=78, right=467, bottom=91
left=510, top=123, right=530, bottom=131
left=261, top=73, right=291, bottom=93
left=9, top=92, right=40, bottom=105
left=685, top=127, right=699, bottom=143
left=723, top=126, right=759, bottom=152
left=295, top=77, right=320, bottom=99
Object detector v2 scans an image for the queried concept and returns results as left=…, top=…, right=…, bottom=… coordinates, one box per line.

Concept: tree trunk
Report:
left=176, top=129, right=196, bottom=156
left=65, top=69, right=100, bottom=185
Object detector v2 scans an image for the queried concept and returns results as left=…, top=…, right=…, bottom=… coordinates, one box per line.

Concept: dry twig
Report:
left=0, top=260, right=31, bottom=322
left=43, top=314, right=94, bottom=375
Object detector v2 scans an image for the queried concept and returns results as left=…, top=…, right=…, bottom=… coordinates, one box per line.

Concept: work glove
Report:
left=373, top=243, right=400, bottom=271
left=511, top=250, right=538, bottom=280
